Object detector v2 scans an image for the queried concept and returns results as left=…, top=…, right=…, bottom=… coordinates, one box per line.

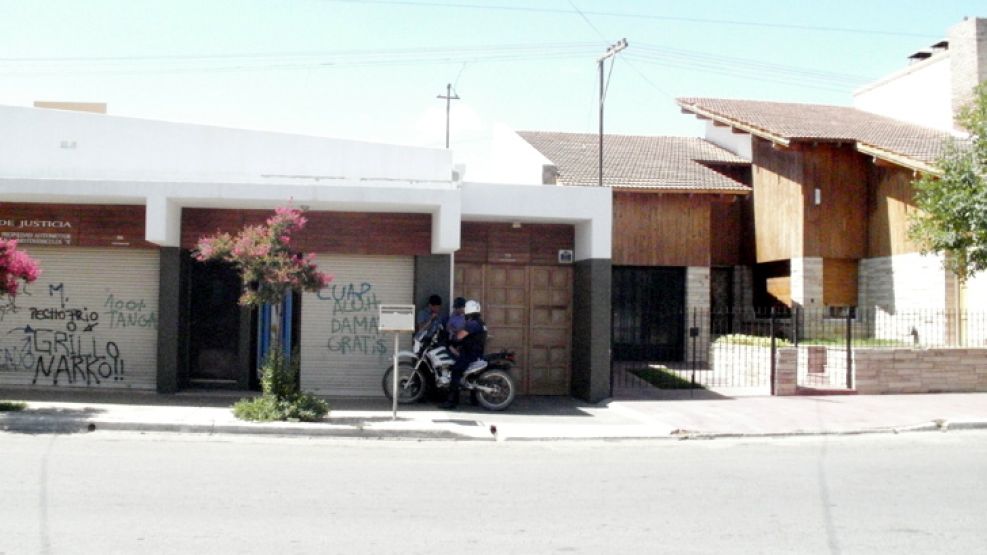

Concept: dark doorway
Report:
left=187, top=258, right=242, bottom=385
left=612, top=266, right=685, bottom=361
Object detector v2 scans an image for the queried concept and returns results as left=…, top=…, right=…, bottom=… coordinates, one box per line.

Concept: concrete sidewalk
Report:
left=2, top=387, right=987, bottom=441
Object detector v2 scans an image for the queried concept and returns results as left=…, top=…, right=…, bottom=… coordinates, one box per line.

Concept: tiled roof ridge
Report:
left=517, top=129, right=751, bottom=192
left=675, top=96, right=951, bottom=170
left=676, top=96, right=951, bottom=140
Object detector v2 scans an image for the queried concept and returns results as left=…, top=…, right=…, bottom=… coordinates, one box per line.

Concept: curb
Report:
left=0, top=415, right=488, bottom=441
left=4, top=414, right=987, bottom=441
left=671, top=420, right=987, bottom=441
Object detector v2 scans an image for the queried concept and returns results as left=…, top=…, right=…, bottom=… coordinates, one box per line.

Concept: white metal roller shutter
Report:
left=300, top=255, right=413, bottom=396
left=0, top=247, right=159, bottom=390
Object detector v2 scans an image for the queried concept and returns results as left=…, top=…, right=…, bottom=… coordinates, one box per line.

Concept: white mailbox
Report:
left=378, top=304, right=415, bottom=332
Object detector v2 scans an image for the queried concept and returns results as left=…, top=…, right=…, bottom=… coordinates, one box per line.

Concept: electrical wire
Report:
left=319, top=0, right=937, bottom=38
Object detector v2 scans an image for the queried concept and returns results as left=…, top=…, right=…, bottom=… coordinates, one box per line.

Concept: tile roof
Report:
left=676, top=97, right=953, bottom=168
left=517, top=131, right=750, bottom=192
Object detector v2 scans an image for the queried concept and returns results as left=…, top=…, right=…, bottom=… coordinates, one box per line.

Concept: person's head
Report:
left=427, top=294, right=442, bottom=313
left=465, top=299, right=481, bottom=319
left=452, top=297, right=466, bottom=313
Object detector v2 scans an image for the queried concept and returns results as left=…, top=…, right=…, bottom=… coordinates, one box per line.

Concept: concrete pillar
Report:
left=685, top=266, right=711, bottom=362
left=572, top=258, right=611, bottom=402
left=156, top=247, right=182, bottom=393
left=790, top=257, right=823, bottom=309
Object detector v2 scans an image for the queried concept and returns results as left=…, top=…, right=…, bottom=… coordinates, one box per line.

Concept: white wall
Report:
left=0, top=104, right=453, bottom=184
left=704, top=121, right=752, bottom=160
left=853, top=55, right=954, bottom=132
left=0, top=104, right=612, bottom=262
left=474, top=124, right=555, bottom=185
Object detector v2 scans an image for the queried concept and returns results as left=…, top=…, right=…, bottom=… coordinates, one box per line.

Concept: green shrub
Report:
left=713, top=334, right=791, bottom=347
left=232, top=349, right=329, bottom=422
left=259, top=348, right=300, bottom=399
left=0, top=400, right=27, bottom=412
left=233, top=393, right=329, bottom=422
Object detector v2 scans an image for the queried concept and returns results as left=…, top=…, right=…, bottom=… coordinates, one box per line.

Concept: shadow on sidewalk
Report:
left=0, top=387, right=254, bottom=408
left=0, top=406, right=106, bottom=435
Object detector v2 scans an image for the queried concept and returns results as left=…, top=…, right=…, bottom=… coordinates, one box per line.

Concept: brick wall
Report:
left=854, top=348, right=987, bottom=394
left=774, top=347, right=797, bottom=396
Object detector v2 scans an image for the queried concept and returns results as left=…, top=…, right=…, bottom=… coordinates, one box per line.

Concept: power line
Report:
left=321, top=0, right=937, bottom=38
left=0, top=41, right=599, bottom=63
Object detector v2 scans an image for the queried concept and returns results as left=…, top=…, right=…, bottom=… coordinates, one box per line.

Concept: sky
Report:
left=1, top=0, right=984, bottom=165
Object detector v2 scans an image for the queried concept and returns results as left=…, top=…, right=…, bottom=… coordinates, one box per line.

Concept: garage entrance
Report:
left=455, top=263, right=573, bottom=395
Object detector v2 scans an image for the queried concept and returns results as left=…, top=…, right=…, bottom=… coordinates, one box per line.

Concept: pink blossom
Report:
left=0, top=240, right=41, bottom=299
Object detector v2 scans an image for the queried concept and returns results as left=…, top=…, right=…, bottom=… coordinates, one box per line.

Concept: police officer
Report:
left=439, top=299, right=486, bottom=410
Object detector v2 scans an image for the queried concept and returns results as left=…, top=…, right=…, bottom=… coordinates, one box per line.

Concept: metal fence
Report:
left=610, top=307, right=987, bottom=398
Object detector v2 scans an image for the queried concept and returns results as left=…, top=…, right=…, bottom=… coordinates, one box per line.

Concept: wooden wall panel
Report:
left=802, top=144, right=868, bottom=259
left=766, top=276, right=792, bottom=307
left=488, top=227, right=531, bottom=264
left=530, top=225, right=575, bottom=265
left=456, top=223, right=574, bottom=266
left=710, top=198, right=744, bottom=267
left=823, top=258, right=859, bottom=306
left=612, top=192, right=710, bottom=267
left=1, top=202, right=154, bottom=249
left=752, top=138, right=804, bottom=263
left=868, top=165, right=921, bottom=258
left=181, top=209, right=431, bottom=255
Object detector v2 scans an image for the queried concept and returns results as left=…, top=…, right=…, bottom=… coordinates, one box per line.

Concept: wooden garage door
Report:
left=454, top=262, right=572, bottom=395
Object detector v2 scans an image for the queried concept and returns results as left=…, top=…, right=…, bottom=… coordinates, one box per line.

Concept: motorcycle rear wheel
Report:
left=474, top=369, right=516, bottom=411
left=382, top=362, right=427, bottom=404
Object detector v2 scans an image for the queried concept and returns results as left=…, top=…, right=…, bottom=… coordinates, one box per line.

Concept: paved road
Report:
left=1, top=431, right=985, bottom=554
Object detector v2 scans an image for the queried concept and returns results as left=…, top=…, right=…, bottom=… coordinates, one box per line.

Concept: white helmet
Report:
left=465, top=300, right=482, bottom=315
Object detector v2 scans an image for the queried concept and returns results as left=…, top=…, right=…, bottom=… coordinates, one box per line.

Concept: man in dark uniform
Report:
left=439, top=299, right=486, bottom=410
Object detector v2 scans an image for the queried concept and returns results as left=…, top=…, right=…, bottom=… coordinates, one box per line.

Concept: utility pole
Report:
left=436, top=83, right=460, bottom=149
left=597, top=38, right=628, bottom=187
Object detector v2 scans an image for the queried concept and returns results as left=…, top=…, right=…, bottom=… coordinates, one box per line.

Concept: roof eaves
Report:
left=612, top=184, right=750, bottom=195
left=855, top=143, right=941, bottom=176
left=677, top=100, right=791, bottom=147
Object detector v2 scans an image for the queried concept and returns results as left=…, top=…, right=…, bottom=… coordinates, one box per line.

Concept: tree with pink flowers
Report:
left=195, top=206, right=333, bottom=421
left=0, top=239, right=41, bottom=300
left=194, top=206, right=332, bottom=307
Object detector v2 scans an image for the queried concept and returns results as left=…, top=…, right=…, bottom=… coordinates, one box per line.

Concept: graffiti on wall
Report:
left=0, top=282, right=145, bottom=386
left=316, top=282, right=387, bottom=356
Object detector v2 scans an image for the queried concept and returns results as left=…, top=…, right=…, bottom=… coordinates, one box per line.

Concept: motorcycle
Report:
left=382, top=324, right=517, bottom=411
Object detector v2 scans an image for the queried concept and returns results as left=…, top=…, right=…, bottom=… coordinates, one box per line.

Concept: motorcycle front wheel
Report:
left=382, top=362, right=427, bottom=404
left=474, top=369, right=516, bottom=411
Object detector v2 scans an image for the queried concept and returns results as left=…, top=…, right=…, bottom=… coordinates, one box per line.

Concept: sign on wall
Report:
left=0, top=217, right=77, bottom=246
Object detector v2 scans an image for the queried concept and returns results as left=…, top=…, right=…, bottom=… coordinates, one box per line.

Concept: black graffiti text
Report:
left=317, top=282, right=381, bottom=314
left=330, top=315, right=379, bottom=334
left=21, top=326, right=126, bottom=385
left=327, top=335, right=387, bottom=356
left=103, top=294, right=157, bottom=329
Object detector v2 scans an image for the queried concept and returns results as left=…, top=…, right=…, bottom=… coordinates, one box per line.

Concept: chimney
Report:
left=948, top=17, right=987, bottom=128
left=542, top=164, right=560, bottom=185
